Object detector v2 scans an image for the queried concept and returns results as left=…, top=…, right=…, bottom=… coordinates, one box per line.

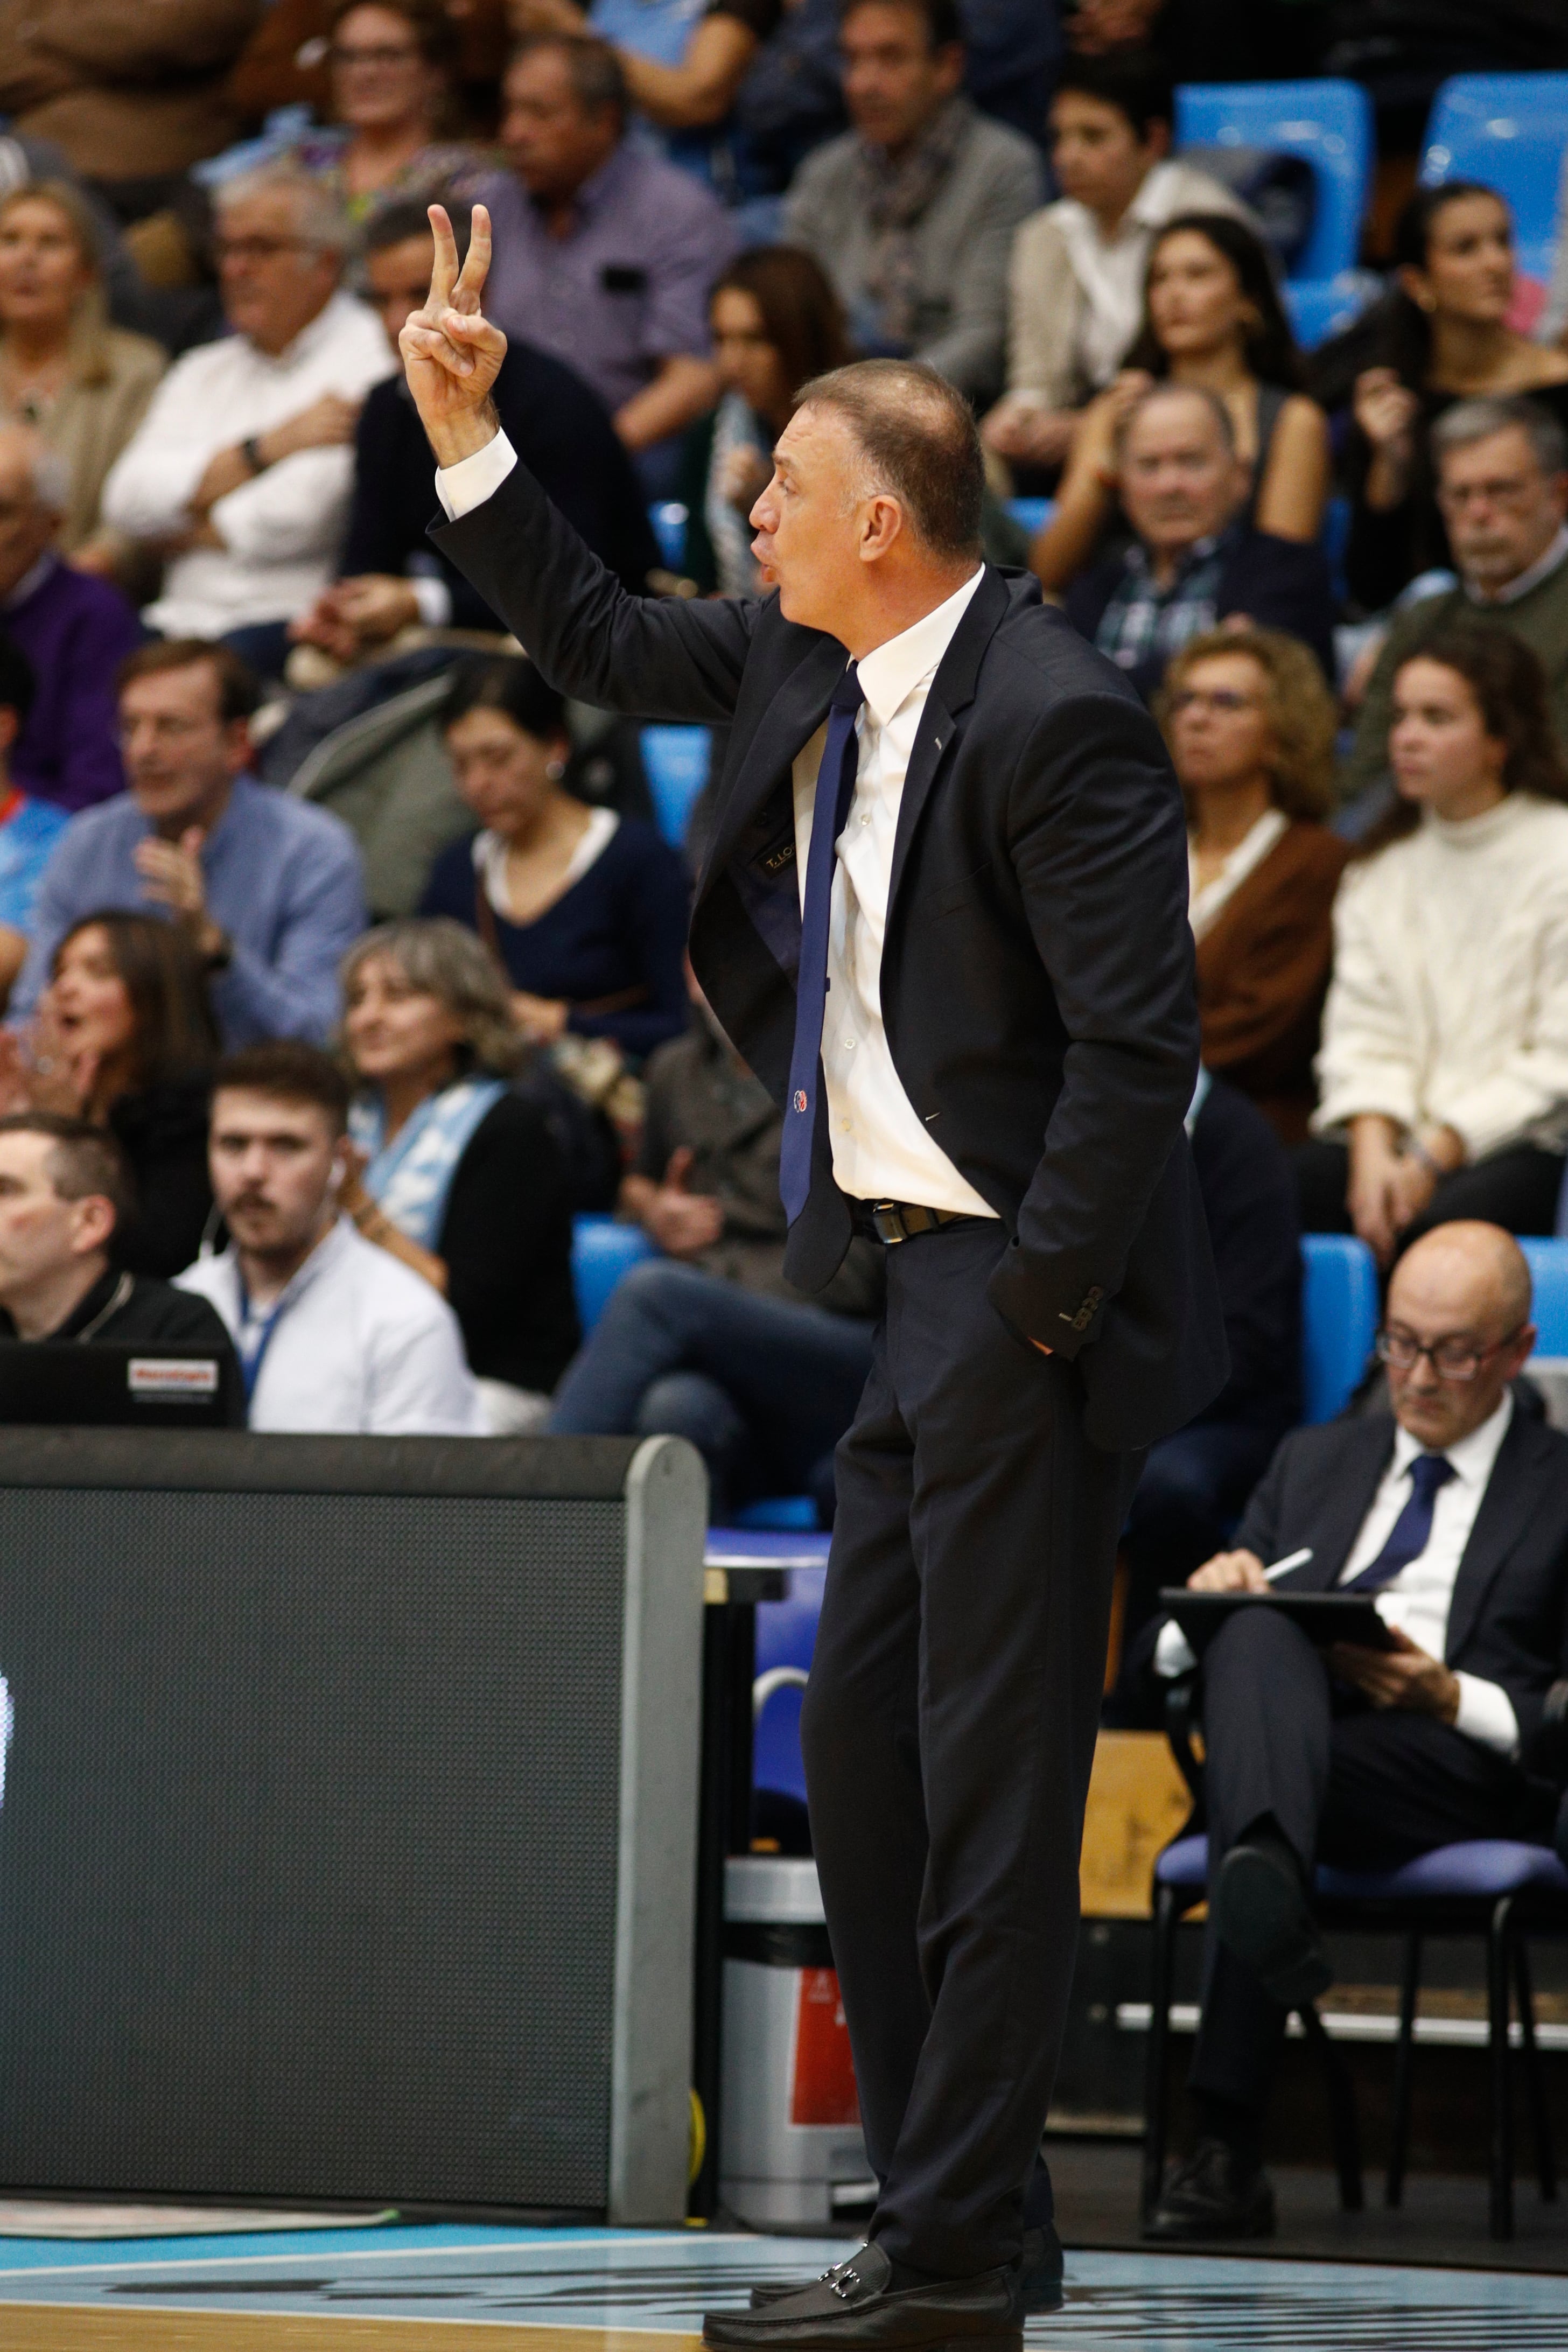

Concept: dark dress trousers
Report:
left=1179, top=1405, right=1568, bottom=2115
left=433, top=460, right=1228, bottom=2278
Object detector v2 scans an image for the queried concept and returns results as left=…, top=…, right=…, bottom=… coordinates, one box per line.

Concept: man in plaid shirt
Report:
left=1065, top=383, right=1336, bottom=699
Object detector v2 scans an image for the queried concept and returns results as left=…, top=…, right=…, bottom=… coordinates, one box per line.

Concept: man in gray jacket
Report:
left=782, top=0, right=1040, bottom=404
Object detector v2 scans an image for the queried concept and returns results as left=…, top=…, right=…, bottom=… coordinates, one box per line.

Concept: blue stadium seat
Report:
left=1005, top=496, right=1055, bottom=541
left=1520, top=1237, right=1568, bottom=1355
left=1300, top=1233, right=1379, bottom=1424
left=1283, top=271, right=1381, bottom=352
left=1419, top=74, right=1568, bottom=284
left=640, top=725, right=712, bottom=848
left=570, top=1216, right=656, bottom=1334
left=734, top=1495, right=821, bottom=1531
left=752, top=1562, right=828, bottom=1806
left=1174, top=80, right=1374, bottom=285
left=647, top=500, right=690, bottom=571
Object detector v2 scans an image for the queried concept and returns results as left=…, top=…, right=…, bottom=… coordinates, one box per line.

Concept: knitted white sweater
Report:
left=1312, top=792, right=1568, bottom=1160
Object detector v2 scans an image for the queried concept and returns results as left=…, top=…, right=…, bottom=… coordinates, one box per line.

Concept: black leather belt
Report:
left=867, top=1199, right=974, bottom=1245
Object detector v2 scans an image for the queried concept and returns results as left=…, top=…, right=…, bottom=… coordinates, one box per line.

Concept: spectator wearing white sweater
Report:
left=1298, top=628, right=1568, bottom=1263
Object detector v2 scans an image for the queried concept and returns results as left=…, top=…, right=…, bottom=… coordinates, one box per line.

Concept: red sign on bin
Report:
left=790, top=1966, right=860, bottom=2126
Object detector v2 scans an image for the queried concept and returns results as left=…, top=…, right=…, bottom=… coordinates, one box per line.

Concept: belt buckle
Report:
left=872, top=1200, right=909, bottom=1245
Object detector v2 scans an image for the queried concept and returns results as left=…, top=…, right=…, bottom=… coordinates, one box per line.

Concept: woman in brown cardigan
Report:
left=1158, top=625, right=1348, bottom=1145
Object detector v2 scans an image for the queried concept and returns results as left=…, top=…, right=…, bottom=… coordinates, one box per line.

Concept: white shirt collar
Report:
left=235, top=1214, right=353, bottom=1317
left=1467, top=523, right=1568, bottom=607
left=1128, top=159, right=1182, bottom=232
left=854, top=566, right=986, bottom=732
left=1390, top=1388, right=1515, bottom=1487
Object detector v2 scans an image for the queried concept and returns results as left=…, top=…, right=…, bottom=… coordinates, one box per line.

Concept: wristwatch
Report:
left=241, top=435, right=268, bottom=476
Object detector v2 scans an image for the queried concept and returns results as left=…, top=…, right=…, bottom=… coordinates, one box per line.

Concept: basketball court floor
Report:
left=1, top=2223, right=1567, bottom=2350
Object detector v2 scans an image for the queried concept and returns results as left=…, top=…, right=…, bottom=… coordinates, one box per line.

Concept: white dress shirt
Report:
left=102, top=289, right=395, bottom=638
left=789, top=567, right=996, bottom=1213
left=438, top=435, right=998, bottom=1213
left=177, top=1216, right=484, bottom=1437
left=1156, top=1392, right=1521, bottom=1756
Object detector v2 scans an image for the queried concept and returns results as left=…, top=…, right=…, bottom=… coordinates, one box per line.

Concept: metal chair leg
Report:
left=1488, top=1896, right=1516, bottom=2240
left=1142, top=1884, right=1180, bottom=2225
left=1514, top=1938, right=1557, bottom=2202
left=1385, top=1930, right=1421, bottom=2209
left=1299, top=2002, right=1363, bottom=2212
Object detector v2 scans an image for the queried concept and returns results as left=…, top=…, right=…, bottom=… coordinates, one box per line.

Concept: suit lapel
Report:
left=1292, top=1418, right=1396, bottom=1589
left=887, top=569, right=1011, bottom=916
left=1445, top=1410, right=1546, bottom=1662
left=695, top=635, right=848, bottom=900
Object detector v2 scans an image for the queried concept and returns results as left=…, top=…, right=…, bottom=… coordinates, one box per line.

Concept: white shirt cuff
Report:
left=409, top=571, right=453, bottom=627
left=1154, top=1620, right=1198, bottom=1679
left=435, top=429, right=517, bottom=522
left=1453, top=1671, right=1521, bottom=1759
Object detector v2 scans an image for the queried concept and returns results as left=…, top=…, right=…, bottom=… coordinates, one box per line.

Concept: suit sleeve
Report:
left=431, top=450, right=758, bottom=723
left=985, top=687, right=1201, bottom=1352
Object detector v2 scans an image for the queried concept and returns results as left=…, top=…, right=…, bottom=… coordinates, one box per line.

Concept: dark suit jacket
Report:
left=345, top=347, right=659, bottom=621
left=1189, top=1076, right=1300, bottom=1439
left=434, top=464, right=1229, bottom=1451
left=1229, top=1406, right=1568, bottom=1771
left=1066, top=527, right=1338, bottom=701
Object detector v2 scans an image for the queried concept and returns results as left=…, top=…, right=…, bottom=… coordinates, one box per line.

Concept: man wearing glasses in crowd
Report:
left=101, top=160, right=394, bottom=677
left=1141, top=1219, right=1568, bottom=2242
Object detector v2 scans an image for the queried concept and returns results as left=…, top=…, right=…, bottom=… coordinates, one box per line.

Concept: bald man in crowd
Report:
left=1145, top=1222, right=1568, bottom=2241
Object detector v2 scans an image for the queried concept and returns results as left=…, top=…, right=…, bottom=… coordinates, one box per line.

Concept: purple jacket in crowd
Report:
left=4, top=554, right=142, bottom=812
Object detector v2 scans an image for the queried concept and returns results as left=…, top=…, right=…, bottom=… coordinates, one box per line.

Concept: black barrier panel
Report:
left=0, top=1446, right=692, bottom=2209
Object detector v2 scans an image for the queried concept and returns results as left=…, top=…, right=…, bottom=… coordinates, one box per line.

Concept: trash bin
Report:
left=720, top=1855, right=873, bottom=2225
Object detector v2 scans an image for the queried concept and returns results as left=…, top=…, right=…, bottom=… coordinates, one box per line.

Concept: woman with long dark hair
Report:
left=1031, top=211, right=1329, bottom=592
left=0, top=911, right=220, bottom=1277
left=1345, top=182, right=1568, bottom=613
left=1298, top=628, right=1568, bottom=1261
left=418, top=656, right=689, bottom=1061
left=680, top=247, right=851, bottom=596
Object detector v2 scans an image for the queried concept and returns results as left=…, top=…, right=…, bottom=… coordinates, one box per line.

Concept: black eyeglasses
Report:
left=1374, top=1322, right=1526, bottom=1383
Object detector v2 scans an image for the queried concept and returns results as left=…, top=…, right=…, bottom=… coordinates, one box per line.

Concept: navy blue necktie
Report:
left=1342, top=1452, right=1457, bottom=1593
left=780, top=665, right=864, bottom=1224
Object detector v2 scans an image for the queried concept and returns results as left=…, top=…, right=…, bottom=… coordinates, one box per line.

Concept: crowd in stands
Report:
left=0, top=8, right=1565, bottom=1508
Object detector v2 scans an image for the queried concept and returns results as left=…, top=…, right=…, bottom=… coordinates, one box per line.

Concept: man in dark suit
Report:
left=1146, top=1221, right=1568, bottom=2243
left=402, top=203, right=1227, bottom=2349
left=291, top=198, right=659, bottom=668
left=1065, top=382, right=1337, bottom=700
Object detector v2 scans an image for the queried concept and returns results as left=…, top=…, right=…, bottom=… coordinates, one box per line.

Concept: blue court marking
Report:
left=1, top=2229, right=1567, bottom=2345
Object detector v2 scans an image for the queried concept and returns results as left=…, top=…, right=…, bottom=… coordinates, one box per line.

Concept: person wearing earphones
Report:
left=176, top=1039, right=482, bottom=1435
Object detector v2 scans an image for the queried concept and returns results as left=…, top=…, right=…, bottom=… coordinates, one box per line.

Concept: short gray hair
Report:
left=1431, top=394, right=1568, bottom=479
left=340, top=918, right=523, bottom=1077
left=1115, top=380, right=1236, bottom=461
left=214, top=162, right=352, bottom=258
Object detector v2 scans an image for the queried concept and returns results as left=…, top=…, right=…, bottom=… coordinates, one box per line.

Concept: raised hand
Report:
left=400, top=202, right=509, bottom=467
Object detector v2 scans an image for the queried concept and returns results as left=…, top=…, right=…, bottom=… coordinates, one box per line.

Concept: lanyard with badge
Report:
left=234, top=1275, right=287, bottom=1406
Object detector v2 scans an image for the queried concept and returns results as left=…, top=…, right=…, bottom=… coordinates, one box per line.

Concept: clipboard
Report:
left=1158, top=1587, right=1399, bottom=1657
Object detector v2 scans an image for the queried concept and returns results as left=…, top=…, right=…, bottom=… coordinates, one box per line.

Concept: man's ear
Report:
left=72, top=1192, right=117, bottom=1259
left=858, top=492, right=905, bottom=563
left=222, top=716, right=253, bottom=776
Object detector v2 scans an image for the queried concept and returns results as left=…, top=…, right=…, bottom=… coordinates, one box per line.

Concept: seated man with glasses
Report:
left=1143, top=1219, right=1568, bottom=2243
left=1062, top=382, right=1336, bottom=704
left=100, top=161, right=394, bottom=679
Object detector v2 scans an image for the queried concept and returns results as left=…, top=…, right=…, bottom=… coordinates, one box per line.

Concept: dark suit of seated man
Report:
left=1145, top=1219, right=1568, bottom=2243
left=1064, top=382, right=1337, bottom=703
left=0, top=1113, right=240, bottom=1376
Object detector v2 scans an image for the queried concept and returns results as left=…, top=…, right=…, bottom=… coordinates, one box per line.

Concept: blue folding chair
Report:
left=1299, top=1232, right=1380, bottom=1424
left=1174, top=80, right=1374, bottom=285
left=640, top=725, right=712, bottom=849
left=1419, top=74, right=1568, bottom=285
left=570, top=1215, right=656, bottom=1334
left=647, top=501, right=690, bottom=571
left=1520, top=1236, right=1568, bottom=1355
left=752, top=1558, right=829, bottom=1809
left=1144, top=1830, right=1567, bottom=2237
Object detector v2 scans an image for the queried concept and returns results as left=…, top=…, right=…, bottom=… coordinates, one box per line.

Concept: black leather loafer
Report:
left=746, top=2228, right=1061, bottom=2318
left=1212, top=1835, right=1332, bottom=2009
left=705, top=2241, right=1021, bottom=2350
left=1143, top=2139, right=1276, bottom=2242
